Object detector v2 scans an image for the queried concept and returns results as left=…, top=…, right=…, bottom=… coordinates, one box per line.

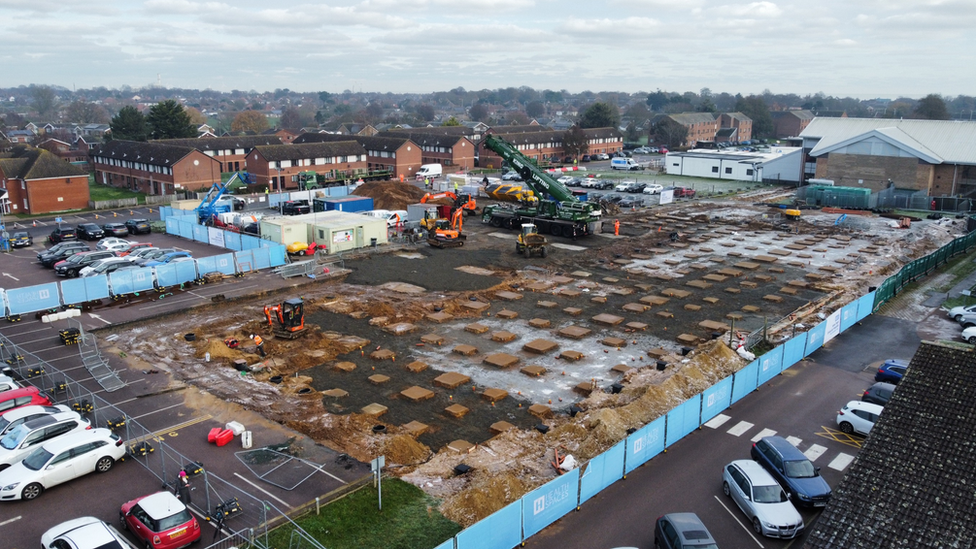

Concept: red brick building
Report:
left=37, top=137, right=92, bottom=169
left=478, top=127, right=623, bottom=169
left=248, top=141, right=369, bottom=190
left=657, top=113, right=719, bottom=147
left=770, top=110, right=815, bottom=139
left=717, top=112, right=753, bottom=143
left=292, top=133, right=423, bottom=181
left=0, top=147, right=89, bottom=214
left=155, top=135, right=282, bottom=174
left=90, top=140, right=222, bottom=195
left=379, top=128, right=476, bottom=171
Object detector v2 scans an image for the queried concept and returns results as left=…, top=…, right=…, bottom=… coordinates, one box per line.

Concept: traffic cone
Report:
left=113, top=212, right=117, bottom=217
left=94, top=214, right=99, bottom=219
left=32, top=220, right=36, bottom=227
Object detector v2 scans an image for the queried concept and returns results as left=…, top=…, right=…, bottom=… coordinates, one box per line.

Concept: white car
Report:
left=643, top=184, right=664, bottom=195
left=96, top=237, right=133, bottom=252
left=596, top=153, right=610, bottom=160
left=42, top=516, right=136, bottom=549
left=0, top=404, right=72, bottom=438
left=557, top=175, right=574, bottom=185
left=836, top=400, right=883, bottom=436
left=0, top=375, right=18, bottom=393
left=722, top=460, right=804, bottom=539
left=0, top=411, right=91, bottom=469
left=0, top=427, right=125, bottom=500
left=963, top=326, right=976, bottom=344
left=79, top=257, right=135, bottom=278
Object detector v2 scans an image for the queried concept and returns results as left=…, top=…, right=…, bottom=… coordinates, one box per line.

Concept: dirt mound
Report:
left=354, top=181, right=427, bottom=210
left=382, top=434, right=432, bottom=466
left=440, top=471, right=533, bottom=526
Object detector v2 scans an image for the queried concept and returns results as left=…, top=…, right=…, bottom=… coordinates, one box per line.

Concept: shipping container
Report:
left=312, top=195, right=374, bottom=213
left=306, top=211, right=388, bottom=254
left=407, top=203, right=439, bottom=223
left=259, top=217, right=309, bottom=245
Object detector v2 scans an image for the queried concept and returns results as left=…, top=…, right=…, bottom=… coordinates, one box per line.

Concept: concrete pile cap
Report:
left=523, top=339, right=559, bottom=354
left=334, top=361, right=357, bottom=372
left=490, top=331, right=518, bottom=343
left=400, top=386, right=435, bottom=401
left=483, top=353, right=519, bottom=368
left=434, top=372, right=471, bottom=388
left=445, top=404, right=469, bottom=418
left=557, top=326, right=592, bottom=340
left=528, top=318, right=551, bottom=328
left=452, top=344, right=478, bottom=356
left=520, top=365, right=546, bottom=376
left=496, top=309, right=519, bottom=319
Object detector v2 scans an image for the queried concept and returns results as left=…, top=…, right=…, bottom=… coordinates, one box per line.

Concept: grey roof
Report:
left=721, top=112, right=752, bottom=122
left=378, top=128, right=470, bottom=147
left=155, top=135, right=282, bottom=151
left=91, top=140, right=198, bottom=167
left=253, top=141, right=366, bottom=162
left=771, top=110, right=815, bottom=121
left=292, top=133, right=411, bottom=152
left=664, top=113, right=719, bottom=125
left=0, top=148, right=87, bottom=179
left=801, top=118, right=976, bottom=164
left=804, top=341, right=976, bottom=549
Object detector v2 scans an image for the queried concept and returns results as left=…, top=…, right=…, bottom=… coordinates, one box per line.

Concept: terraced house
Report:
left=89, top=140, right=221, bottom=195
left=0, top=147, right=89, bottom=214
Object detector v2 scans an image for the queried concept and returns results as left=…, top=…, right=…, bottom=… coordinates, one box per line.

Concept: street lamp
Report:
left=275, top=165, right=283, bottom=215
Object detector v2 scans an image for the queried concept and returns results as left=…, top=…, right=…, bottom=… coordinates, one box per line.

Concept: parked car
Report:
left=0, top=404, right=73, bottom=438
left=599, top=193, right=625, bottom=205
left=643, top=183, right=664, bottom=195
left=836, top=400, right=883, bottom=436
left=0, top=427, right=125, bottom=500
left=562, top=155, right=574, bottom=163
left=614, top=182, right=636, bottom=192
left=0, top=411, right=91, bottom=470
left=125, top=218, right=152, bottom=235
left=664, top=185, right=696, bottom=198
left=116, top=242, right=155, bottom=257
left=97, top=237, right=133, bottom=252
left=143, top=251, right=193, bottom=268
left=633, top=147, right=651, bottom=154
left=134, top=248, right=177, bottom=266
left=102, top=223, right=130, bottom=238
left=659, top=147, right=669, bottom=154
left=596, top=153, right=610, bottom=160
left=126, top=247, right=161, bottom=262
left=722, top=459, right=804, bottom=539
left=37, top=240, right=88, bottom=261
left=565, top=178, right=584, bottom=188
left=79, top=257, right=136, bottom=278
left=501, top=171, right=522, bottom=181
left=48, top=227, right=77, bottom=244
left=962, top=325, right=976, bottom=344
left=946, top=303, right=976, bottom=322
left=281, top=200, right=311, bottom=216
left=54, top=250, right=119, bottom=278
left=38, top=242, right=91, bottom=267
left=41, top=516, right=136, bottom=549
left=751, top=436, right=832, bottom=508
left=121, top=490, right=202, bottom=549
left=580, top=155, right=592, bottom=162
left=654, top=512, right=719, bottom=549
left=874, top=358, right=908, bottom=384
left=617, top=196, right=644, bottom=209
left=557, top=175, right=575, bottom=185
left=862, top=382, right=896, bottom=406
left=581, top=178, right=613, bottom=190
left=0, top=376, right=17, bottom=394
left=0, top=386, right=52, bottom=415
left=76, top=223, right=105, bottom=240
left=9, top=231, right=33, bottom=247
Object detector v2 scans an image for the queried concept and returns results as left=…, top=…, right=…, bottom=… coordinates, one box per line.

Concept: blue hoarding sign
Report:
left=625, top=415, right=665, bottom=474
left=521, top=469, right=580, bottom=538
left=579, top=441, right=625, bottom=505
left=455, top=500, right=521, bottom=549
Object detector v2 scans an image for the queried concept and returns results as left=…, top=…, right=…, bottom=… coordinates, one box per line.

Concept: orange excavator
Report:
left=420, top=192, right=477, bottom=216
left=427, top=208, right=466, bottom=249
left=263, top=297, right=309, bottom=339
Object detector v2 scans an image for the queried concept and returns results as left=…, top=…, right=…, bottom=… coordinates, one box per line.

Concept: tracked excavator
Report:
left=263, top=298, right=309, bottom=339
left=427, top=208, right=466, bottom=249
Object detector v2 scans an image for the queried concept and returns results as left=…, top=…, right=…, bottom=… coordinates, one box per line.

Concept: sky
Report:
left=1, top=0, right=974, bottom=98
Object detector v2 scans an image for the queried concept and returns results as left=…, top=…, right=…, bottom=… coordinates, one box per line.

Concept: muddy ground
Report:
left=105, top=185, right=968, bottom=526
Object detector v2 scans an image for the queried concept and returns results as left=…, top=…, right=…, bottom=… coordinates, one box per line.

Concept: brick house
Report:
left=262, top=128, right=301, bottom=144
left=653, top=113, right=719, bottom=148
left=717, top=112, right=753, bottom=143
left=378, top=128, right=476, bottom=170
left=292, top=133, right=422, bottom=181
left=0, top=147, right=89, bottom=214
left=89, top=140, right=222, bottom=195
left=770, top=110, right=814, bottom=139
left=155, top=135, right=282, bottom=174
left=37, top=137, right=92, bottom=169
left=478, top=127, right=623, bottom=169
left=248, top=141, right=369, bottom=190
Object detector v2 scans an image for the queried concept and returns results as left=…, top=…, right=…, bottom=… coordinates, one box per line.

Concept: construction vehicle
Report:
left=420, top=192, right=478, bottom=216
left=196, top=172, right=254, bottom=224
left=481, top=134, right=601, bottom=238
left=428, top=208, right=466, bottom=248
left=484, top=183, right=537, bottom=204
left=516, top=224, right=548, bottom=258
left=263, top=298, right=309, bottom=339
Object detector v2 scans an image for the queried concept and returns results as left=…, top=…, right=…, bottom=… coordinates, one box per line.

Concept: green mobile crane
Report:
left=481, top=134, right=601, bottom=237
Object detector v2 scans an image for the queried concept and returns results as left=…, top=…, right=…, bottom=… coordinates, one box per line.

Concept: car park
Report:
left=143, top=251, right=193, bottom=268
left=643, top=183, right=664, bottom=195
left=79, top=257, right=136, bottom=278
left=41, top=516, right=136, bottom=549
left=750, top=436, right=832, bottom=508
left=38, top=243, right=91, bottom=268
left=654, top=512, right=719, bottom=549
left=125, top=218, right=152, bottom=235
left=0, top=405, right=73, bottom=438
left=102, top=223, right=130, bottom=238
left=9, top=232, right=33, bottom=247
left=722, top=459, right=804, bottom=539
left=874, top=358, right=908, bottom=384
left=54, top=250, right=119, bottom=278
left=76, top=223, right=105, bottom=240
left=48, top=227, right=78, bottom=244
left=121, top=490, right=202, bottom=549
left=0, top=427, right=125, bottom=501
left=97, top=237, right=134, bottom=252
left=836, top=400, right=883, bottom=436
left=0, top=387, right=52, bottom=414
left=862, top=382, right=896, bottom=406
left=0, top=411, right=92, bottom=470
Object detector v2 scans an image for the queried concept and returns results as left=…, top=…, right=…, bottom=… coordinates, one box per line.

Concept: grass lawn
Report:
left=267, top=478, right=461, bottom=549
left=88, top=181, right=147, bottom=204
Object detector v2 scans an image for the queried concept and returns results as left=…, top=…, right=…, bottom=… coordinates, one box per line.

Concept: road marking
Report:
left=803, top=444, right=828, bottom=462
left=89, top=313, right=111, bottom=325
left=828, top=452, right=855, bottom=471
left=713, top=494, right=764, bottom=548
left=815, top=426, right=864, bottom=449
left=704, top=414, right=731, bottom=429
left=311, top=462, right=348, bottom=484
left=234, top=472, right=291, bottom=508
left=131, top=402, right=187, bottom=421
left=785, top=436, right=803, bottom=447
left=751, top=428, right=776, bottom=442
left=2, top=273, right=19, bottom=281
left=0, top=516, right=21, bottom=527
left=727, top=421, right=754, bottom=437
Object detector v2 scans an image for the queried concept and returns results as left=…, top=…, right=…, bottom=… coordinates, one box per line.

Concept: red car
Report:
left=121, top=491, right=201, bottom=549
left=666, top=186, right=696, bottom=198
left=117, top=242, right=154, bottom=257
left=0, top=387, right=53, bottom=414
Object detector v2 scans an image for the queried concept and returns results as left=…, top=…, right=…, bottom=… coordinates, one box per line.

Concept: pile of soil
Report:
left=354, top=181, right=427, bottom=210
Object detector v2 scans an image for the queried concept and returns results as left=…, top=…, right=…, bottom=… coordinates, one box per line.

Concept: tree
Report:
left=3, top=112, right=25, bottom=128
left=442, top=116, right=461, bottom=126
left=279, top=106, right=303, bottom=129
left=579, top=102, right=620, bottom=129
left=64, top=101, right=110, bottom=124
left=651, top=117, right=688, bottom=149
left=646, top=90, right=671, bottom=111
left=231, top=110, right=269, bottom=134
left=562, top=125, right=589, bottom=158
left=469, top=103, right=489, bottom=122
left=416, top=104, right=435, bottom=122
left=146, top=100, right=196, bottom=139
left=318, top=91, right=334, bottom=104
left=109, top=106, right=148, bottom=141
left=30, top=86, right=58, bottom=119
left=363, top=102, right=384, bottom=123
left=506, top=112, right=530, bottom=125
left=625, top=121, right=641, bottom=142
left=735, top=96, right=774, bottom=138
left=696, top=98, right=716, bottom=113
left=913, top=94, right=950, bottom=120
left=183, top=106, right=208, bottom=126
left=526, top=101, right=546, bottom=119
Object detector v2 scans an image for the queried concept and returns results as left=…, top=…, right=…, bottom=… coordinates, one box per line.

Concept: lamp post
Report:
left=275, top=165, right=283, bottom=215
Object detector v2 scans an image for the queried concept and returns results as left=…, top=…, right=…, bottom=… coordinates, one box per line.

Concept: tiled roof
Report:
left=378, top=129, right=470, bottom=147
left=292, top=133, right=411, bottom=151
left=666, top=113, right=719, bottom=125
left=0, top=148, right=87, bottom=179
left=155, top=135, right=282, bottom=151
left=91, top=140, right=197, bottom=166
left=253, top=141, right=366, bottom=162
left=771, top=110, right=815, bottom=121
left=804, top=341, right=976, bottom=549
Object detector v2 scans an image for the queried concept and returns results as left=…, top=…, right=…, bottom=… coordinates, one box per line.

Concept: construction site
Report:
left=101, top=179, right=967, bottom=527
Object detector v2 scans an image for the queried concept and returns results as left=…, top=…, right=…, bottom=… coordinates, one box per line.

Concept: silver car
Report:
left=722, top=460, right=803, bottom=539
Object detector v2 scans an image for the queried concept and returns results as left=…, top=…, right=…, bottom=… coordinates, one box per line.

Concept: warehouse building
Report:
left=664, top=147, right=802, bottom=183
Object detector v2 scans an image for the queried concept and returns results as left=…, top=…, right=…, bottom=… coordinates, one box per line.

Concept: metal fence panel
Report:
left=154, top=264, right=180, bottom=288
left=455, top=500, right=521, bottom=549
left=731, top=360, right=759, bottom=404
left=757, top=345, right=784, bottom=386
left=61, top=277, right=110, bottom=305
left=665, top=394, right=702, bottom=448
left=6, top=283, right=62, bottom=314
left=192, top=224, right=209, bottom=243
left=856, top=292, right=876, bottom=321
left=840, top=301, right=859, bottom=332
left=701, top=375, right=733, bottom=424
left=579, top=440, right=625, bottom=505
left=269, top=245, right=287, bottom=267
left=804, top=321, right=827, bottom=356
left=624, top=416, right=666, bottom=474
left=782, top=334, right=807, bottom=370
left=521, top=469, right=580, bottom=538
left=175, top=261, right=198, bottom=284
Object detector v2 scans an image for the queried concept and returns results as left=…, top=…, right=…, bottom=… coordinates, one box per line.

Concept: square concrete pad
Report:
left=558, top=326, right=592, bottom=339
left=591, top=296, right=608, bottom=304
left=602, top=337, right=627, bottom=347
left=640, top=295, right=670, bottom=306
left=484, top=353, right=520, bottom=368
left=462, top=301, right=490, bottom=313
left=482, top=388, right=508, bottom=402
left=403, top=421, right=429, bottom=437
left=574, top=382, right=596, bottom=395
left=611, top=364, right=635, bottom=375
left=528, top=404, right=552, bottom=418
left=524, top=339, right=559, bottom=354
left=559, top=289, right=582, bottom=298
left=435, top=372, right=471, bottom=388
left=625, top=322, right=648, bottom=330
left=521, top=365, right=546, bottom=376
left=491, top=331, right=518, bottom=342
left=383, top=322, right=418, bottom=335
left=661, top=288, right=692, bottom=298
left=447, top=440, right=474, bottom=453
left=445, top=404, right=469, bottom=418
left=496, top=309, right=519, bottom=319
left=495, top=291, right=524, bottom=301
left=528, top=318, right=551, bottom=328
left=465, top=323, right=489, bottom=334
left=322, top=388, right=348, bottom=397
left=538, top=300, right=559, bottom=309
left=426, top=312, right=455, bottom=323
left=335, top=361, right=357, bottom=372
left=368, top=374, right=390, bottom=384
left=560, top=350, right=584, bottom=361
left=370, top=349, right=396, bottom=360
left=676, top=334, right=700, bottom=345
left=490, top=421, right=515, bottom=435
left=421, top=333, right=445, bottom=345
left=563, top=307, right=583, bottom=316
left=362, top=403, right=388, bottom=416
left=623, top=303, right=648, bottom=313
left=405, top=360, right=428, bottom=373
left=453, top=344, right=478, bottom=356
left=592, top=313, right=625, bottom=326
left=401, top=386, right=435, bottom=401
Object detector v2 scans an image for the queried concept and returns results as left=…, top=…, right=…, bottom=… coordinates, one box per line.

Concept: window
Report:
left=711, top=166, right=719, bottom=173
left=725, top=167, right=732, bottom=174
left=746, top=169, right=754, bottom=176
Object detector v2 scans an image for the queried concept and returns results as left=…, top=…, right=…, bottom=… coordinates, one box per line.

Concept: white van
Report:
left=611, top=157, right=642, bottom=171
left=362, top=210, right=408, bottom=227
left=416, top=164, right=443, bottom=179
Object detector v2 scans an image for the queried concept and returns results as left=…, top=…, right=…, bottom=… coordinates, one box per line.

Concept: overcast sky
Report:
left=2, top=0, right=973, bottom=98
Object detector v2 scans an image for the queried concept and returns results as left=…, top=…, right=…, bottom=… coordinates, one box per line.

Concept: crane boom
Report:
left=483, top=134, right=575, bottom=203
left=196, top=172, right=252, bottom=223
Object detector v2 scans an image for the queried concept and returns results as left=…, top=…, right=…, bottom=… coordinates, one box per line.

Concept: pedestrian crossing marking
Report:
left=785, top=436, right=802, bottom=447
left=704, top=414, right=731, bottom=429
left=803, top=444, right=827, bottom=462
left=727, top=421, right=754, bottom=437
left=828, top=452, right=855, bottom=471
left=751, top=428, right=776, bottom=442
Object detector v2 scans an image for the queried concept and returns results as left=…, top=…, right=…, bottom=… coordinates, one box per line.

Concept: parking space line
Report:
left=151, top=415, right=213, bottom=437
left=234, top=472, right=291, bottom=508
left=727, top=421, right=754, bottom=437
left=311, top=462, right=348, bottom=484
left=803, top=444, right=827, bottom=462
left=131, top=402, right=186, bottom=420
left=0, top=515, right=21, bottom=527
left=713, top=495, right=764, bottom=548
left=827, top=452, right=855, bottom=471
left=750, top=428, right=776, bottom=442
left=785, top=436, right=802, bottom=447
left=704, top=414, right=731, bottom=429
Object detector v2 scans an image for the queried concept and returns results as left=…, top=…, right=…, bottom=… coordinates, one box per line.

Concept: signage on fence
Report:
left=823, top=309, right=842, bottom=344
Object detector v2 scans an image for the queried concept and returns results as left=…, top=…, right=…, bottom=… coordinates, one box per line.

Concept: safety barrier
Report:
left=872, top=228, right=976, bottom=310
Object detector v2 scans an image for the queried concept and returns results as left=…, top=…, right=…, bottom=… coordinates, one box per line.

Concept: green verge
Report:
left=88, top=181, right=147, bottom=205
left=267, top=478, right=461, bottom=549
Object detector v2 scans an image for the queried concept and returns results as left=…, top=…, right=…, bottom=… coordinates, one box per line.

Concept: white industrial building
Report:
left=664, top=147, right=803, bottom=183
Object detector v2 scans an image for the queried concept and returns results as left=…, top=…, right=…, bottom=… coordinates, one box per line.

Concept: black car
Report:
left=580, top=155, right=591, bottom=162
left=750, top=436, right=832, bottom=508
left=48, top=227, right=77, bottom=244
left=38, top=243, right=91, bottom=267
left=655, top=513, right=719, bottom=549
left=618, top=196, right=644, bottom=209
left=281, top=201, right=311, bottom=216
left=102, top=223, right=129, bottom=237
left=9, top=232, right=33, bottom=248
left=54, top=250, right=118, bottom=278
left=76, top=223, right=105, bottom=240
left=862, top=381, right=895, bottom=405
left=124, top=219, right=151, bottom=235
